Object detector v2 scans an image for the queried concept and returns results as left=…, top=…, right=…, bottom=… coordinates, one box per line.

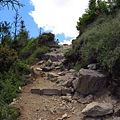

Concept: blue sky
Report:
left=0, top=0, right=89, bottom=44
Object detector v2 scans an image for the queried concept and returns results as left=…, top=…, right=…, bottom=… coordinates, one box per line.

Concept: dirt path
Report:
left=15, top=45, right=85, bottom=120
left=14, top=45, right=119, bottom=120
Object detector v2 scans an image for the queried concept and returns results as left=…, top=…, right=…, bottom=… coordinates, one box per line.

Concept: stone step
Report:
left=31, top=88, right=71, bottom=96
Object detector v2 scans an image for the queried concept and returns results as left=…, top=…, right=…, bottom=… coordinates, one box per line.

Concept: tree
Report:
left=115, top=0, right=120, bottom=7
left=97, top=0, right=108, bottom=14
left=0, top=0, right=24, bottom=10
left=88, top=0, right=96, bottom=11
left=12, top=9, right=22, bottom=41
left=0, top=45, right=18, bottom=72
left=0, top=21, right=12, bottom=46
left=12, top=20, right=29, bottom=52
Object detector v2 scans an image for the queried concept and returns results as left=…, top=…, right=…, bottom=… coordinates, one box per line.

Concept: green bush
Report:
left=35, top=46, right=50, bottom=59
left=0, top=79, right=21, bottom=103
left=66, top=10, right=120, bottom=77
left=25, top=46, right=50, bottom=64
left=38, top=32, right=55, bottom=46
left=74, top=64, right=82, bottom=72
left=13, top=61, right=30, bottom=75
left=0, top=45, right=18, bottom=72
left=0, top=102, right=19, bottom=120
left=20, top=38, right=38, bottom=59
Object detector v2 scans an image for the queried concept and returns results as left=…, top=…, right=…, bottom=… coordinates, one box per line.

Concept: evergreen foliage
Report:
left=65, top=0, right=120, bottom=96
left=0, top=1, right=57, bottom=119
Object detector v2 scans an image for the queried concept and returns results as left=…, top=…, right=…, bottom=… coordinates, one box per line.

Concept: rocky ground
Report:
left=12, top=45, right=120, bottom=120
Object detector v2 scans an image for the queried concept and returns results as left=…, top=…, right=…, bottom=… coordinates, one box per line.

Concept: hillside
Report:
left=12, top=45, right=120, bottom=120
left=1, top=0, right=120, bottom=119
left=64, top=9, right=120, bottom=97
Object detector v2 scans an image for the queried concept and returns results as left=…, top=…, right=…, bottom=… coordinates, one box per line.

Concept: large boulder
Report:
left=43, top=53, right=63, bottom=62
left=82, top=102, right=113, bottom=117
left=73, top=68, right=106, bottom=95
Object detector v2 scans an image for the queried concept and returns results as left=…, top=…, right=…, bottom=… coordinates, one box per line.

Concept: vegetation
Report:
left=2, top=0, right=120, bottom=118
left=0, top=1, right=58, bottom=119
left=65, top=0, right=120, bottom=96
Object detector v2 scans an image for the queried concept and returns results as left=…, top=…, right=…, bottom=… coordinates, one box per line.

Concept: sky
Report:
left=0, top=0, right=89, bottom=44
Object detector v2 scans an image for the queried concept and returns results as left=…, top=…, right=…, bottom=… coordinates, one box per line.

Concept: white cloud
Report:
left=59, top=39, right=73, bottom=45
left=29, top=0, right=89, bottom=38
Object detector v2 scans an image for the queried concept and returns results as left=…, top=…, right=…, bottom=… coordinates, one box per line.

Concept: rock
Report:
left=72, top=78, right=79, bottom=90
left=57, top=106, right=67, bottom=112
left=42, top=66, right=54, bottom=72
left=53, top=61, right=61, bottom=67
left=61, top=95, right=72, bottom=102
left=114, top=105, right=120, bottom=117
left=82, top=116, right=102, bottom=120
left=113, top=117, right=120, bottom=120
left=43, top=53, right=63, bottom=62
left=50, top=78, right=58, bottom=82
left=45, top=59, right=52, bottom=67
left=82, top=102, right=113, bottom=117
left=73, top=91, right=84, bottom=100
left=36, top=60, right=44, bottom=65
left=62, top=80, right=72, bottom=88
left=62, top=77, right=76, bottom=87
left=77, top=94, right=93, bottom=104
left=69, top=69, right=76, bottom=73
left=19, top=86, right=22, bottom=91
left=50, top=107, right=56, bottom=114
left=55, top=66, right=61, bottom=70
left=87, top=63, right=99, bottom=70
left=74, top=68, right=106, bottom=95
left=36, top=68, right=42, bottom=71
left=58, top=72, right=65, bottom=76
left=48, top=72, right=59, bottom=78
left=62, top=113, right=68, bottom=119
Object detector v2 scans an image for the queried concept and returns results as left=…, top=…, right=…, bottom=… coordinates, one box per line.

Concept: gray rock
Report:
left=69, top=69, right=76, bottom=73
left=42, top=66, right=54, bottom=72
left=48, top=72, right=59, bottom=78
left=113, top=117, right=120, bottom=120
left=114, top=105, right=120, bottom=117
left=75, top=68, right=106, bottom=95
left=82, top=102, right=113, bottom=117
left=82, top=116, right=102, bottom=120
left=36, top=60, right=44, bottom=65
left=58, top=72, right=65, bottom=76
left=62, top=113, right=68, bottom=119
left=36, top=68, right=42, bottom=71
left=43, top=53, right=64, bottom=62
left=55, top=66, right=61, bottom=70
left=63, top=77, right=76, bottom=87
left=61, top=95, right=72, bottom=102
left=45, top=59, right=52, bottom=67
left=87, top=63, right=99, bottom=70
left=77, top=94, right=93, bottom=104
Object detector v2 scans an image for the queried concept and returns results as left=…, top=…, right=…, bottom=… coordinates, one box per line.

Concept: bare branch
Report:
left=0, top=0, right=24, bottom=10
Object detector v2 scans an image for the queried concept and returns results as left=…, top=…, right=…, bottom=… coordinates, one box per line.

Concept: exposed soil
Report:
left=14, top=45, right=119, bottom=120
left=15, top=45, right=84, bottom=120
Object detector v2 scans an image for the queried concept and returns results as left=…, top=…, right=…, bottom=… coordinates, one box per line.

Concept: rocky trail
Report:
left=13, top=45, right=120, bottom=120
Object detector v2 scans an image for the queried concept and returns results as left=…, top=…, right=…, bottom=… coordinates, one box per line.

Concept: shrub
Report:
left=13, top=61, right=30, bottom=75
left=0, top=45, right=18, bottom=72
left=0, top=102, right=19, bottom=120
left=38, top=32, right=55, bottom=46
left=20, top=38, right=38, bottom=59
left=34, top=46, right=50, bottom=59
left=66, top=10, right=120, bottom=77
left=0, top=79, right=21, bottom=103
left=25, top=46, right=50, bottom=64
